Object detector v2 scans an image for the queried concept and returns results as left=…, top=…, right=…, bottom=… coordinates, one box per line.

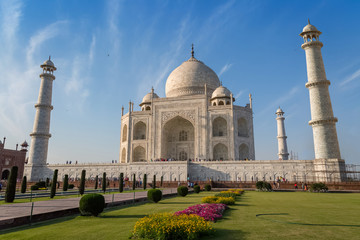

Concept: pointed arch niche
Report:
left=122, top=125, right=127, bottom=142
left=213, top=117, right=227, bottom=137
left=238, top=118, right=248, bottom=137
left=121, top=148, right=126, bottom=163
left=213, top=143, right=228, bottom=160
left=133, top=121, right=146, bottom=140
left=239, top=143, right=249, bottom=160
left=133, top=146, right=146, bottom=162
left=161, top=116, right=194, bottom=160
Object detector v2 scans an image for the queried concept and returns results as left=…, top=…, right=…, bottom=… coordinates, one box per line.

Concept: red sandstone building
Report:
left=0, top=137, right=28, bottom=181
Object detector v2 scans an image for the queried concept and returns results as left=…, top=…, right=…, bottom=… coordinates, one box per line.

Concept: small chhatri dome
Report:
left=21, top=140, right=28, bottom=147
left=300, top=19, right=321, bottom=36
left=165, top=45, right=220, bottom=98
left=276, top=107, right=284, bottom=115
left=141, top=88, right=159, bottom=104
left=211, top=85, right=231, bottom=99
left=41, top=56, right=57, bottom=70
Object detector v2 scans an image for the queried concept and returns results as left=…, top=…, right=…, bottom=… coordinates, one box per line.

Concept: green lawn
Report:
left=1, top=191, right=359, bottom=240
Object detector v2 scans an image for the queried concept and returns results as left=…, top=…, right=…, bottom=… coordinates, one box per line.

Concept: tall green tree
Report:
left=143, top=174, right=147, bottom=190
left=45, top=178, right=50, bottom=187
left=132, top=174, right=136, bottom=190
left=79, top=170, right=86, bottom=195
left=152, top=175, right=156, bottom=189
left=21, top=176, right=27, bottom=194
left=50, top=169, right=58, bottom=198
left=95, top=175, right=98, bottom=189
left=5, top=166, right=18, bottom=202
left=119, top=173, right=123, bottom=193
left=102, top=172, right=106, bottom=193
left=160, top=176, right=163, bottom=187
left=63, top=174, right=69, bottom=191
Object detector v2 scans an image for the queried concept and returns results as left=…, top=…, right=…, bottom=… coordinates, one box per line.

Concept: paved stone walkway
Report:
left=0, top=188, right=177, bottom=229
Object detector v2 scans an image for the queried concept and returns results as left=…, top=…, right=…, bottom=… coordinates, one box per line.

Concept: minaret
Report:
left=300, top=20, right=341, bottom=160
left=276, top=107, right=289, bottom=160
left=28, top=57, right=56, bottom=180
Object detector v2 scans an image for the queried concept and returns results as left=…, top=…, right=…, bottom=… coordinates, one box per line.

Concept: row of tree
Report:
left=4, top=166, right=164, bottom=202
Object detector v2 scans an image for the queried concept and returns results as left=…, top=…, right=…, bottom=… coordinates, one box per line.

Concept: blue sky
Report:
left=0, top=0, right=359, bottom=165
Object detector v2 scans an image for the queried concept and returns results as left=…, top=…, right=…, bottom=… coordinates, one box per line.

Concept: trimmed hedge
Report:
left=132, top=174, right=136, bottom=190
left=143, top=174, right=147, bottom=190
left=177, top=186, right=188, bottom=197
left=21, top=176, right=27, bottom=193
left=5, top=166, right=18, bottom=202
left=147, top=189, right=162, bottom=203
left=79, top=170, right=86, bottom=195
left=119, top=173, right=124, bottom=193
left=31, top=185, right=39, bottom=191
left=63, top=174, right=69, bottom=191
left=50, top=169, right=58, bottom=198
left=68, top=184, right=75, bottom=189
left=152, top=175, right=156, bottom=189
left=194, top=185, right=200, bottom=193
left=102, top=172, right=106, bottom=193
left=256, top=181, right=272, bottom=191
left=95, top=175, right=98, bottom=190
left=79, top=193, right=105, bottom=216
left=204, top=184, right=211, bottom=191
left=310, top=182, right=328, bottom=192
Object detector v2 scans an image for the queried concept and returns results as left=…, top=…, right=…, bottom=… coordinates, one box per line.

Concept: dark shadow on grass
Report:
left=100, top=214, right=146, bottom=219
left=202, top=229, right=247, bottom=240
left=256, top=213, right=360, bottom=227
left=0, top=214, right=79, bottom=234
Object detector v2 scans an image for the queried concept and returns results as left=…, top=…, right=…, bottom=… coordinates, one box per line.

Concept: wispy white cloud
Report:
left=88, top=35, right=96, bottom=66
left=234, top=90, right=244, bottom=100
left=26, top=20, right=68, bottom=66
left=106, top=0, right=121, bottom=54
left=257, top=86, right=300, bottom=117
left=219, top=63, right=233, bottom=77
left=340, top=68, right=360, bottom=87
left=0, top=0, right=22, bottom=55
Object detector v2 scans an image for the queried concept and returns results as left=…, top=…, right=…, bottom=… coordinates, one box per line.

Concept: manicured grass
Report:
left=0, top=192, right=208, bottom=240
left=1, top=191, right=360, bottom=240
left=203, top=191, right=360, bottom=240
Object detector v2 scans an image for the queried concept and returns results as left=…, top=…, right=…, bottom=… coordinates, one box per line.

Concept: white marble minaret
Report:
left=300, top=21, right=341, bottom=160
left=276, top=107, right=289, bottom=160
left=27, top=57, right=56, bottom=180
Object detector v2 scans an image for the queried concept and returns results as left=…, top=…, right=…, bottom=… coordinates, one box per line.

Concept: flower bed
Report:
left=227, top=189, right=244, bottom=195
left=215, top=192, right=237, bottom=199
left=131, top=213, right=213, bottom=240
left=201, top=196, right=235, bottom=205
left=175, top=203, right=227, bottom=222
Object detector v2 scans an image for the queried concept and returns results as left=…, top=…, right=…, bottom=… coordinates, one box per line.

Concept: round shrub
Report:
left=204, top=184, right=211, bottom=191
left=256, top=181, right=272, bottom=191
left=79, top=193, right=105, bottom=216
left=31, top=185, right=39, bottom=191
left=68, top=184, right=74, bottom=189
left=194, top=185, right=200, bottom=193
left=177, top=186, right=188, bottom=197
left=310, top=182, right=328, bottom=192
left=147, top=189, right=162, bottom=203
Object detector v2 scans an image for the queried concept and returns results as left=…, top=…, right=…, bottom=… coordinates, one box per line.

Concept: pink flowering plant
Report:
left=174, top=203, right=227, bottom=222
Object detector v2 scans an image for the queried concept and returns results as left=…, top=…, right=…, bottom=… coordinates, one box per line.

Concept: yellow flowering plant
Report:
left=201, top=196, right=235, bottom=205
left=131, top=213, right=214, bottom=239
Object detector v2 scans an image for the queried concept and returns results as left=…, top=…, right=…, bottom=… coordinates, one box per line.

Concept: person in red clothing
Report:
left=294, top=183, right=298, bottom=189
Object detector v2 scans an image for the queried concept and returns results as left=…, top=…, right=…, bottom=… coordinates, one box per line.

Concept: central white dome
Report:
left=165, top=56, right=220, bottom=98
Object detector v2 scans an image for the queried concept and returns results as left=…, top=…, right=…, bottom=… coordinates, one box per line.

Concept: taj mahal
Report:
left=23, top=21, right=346, bottom=183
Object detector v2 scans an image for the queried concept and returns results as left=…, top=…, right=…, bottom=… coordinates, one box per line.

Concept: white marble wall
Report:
left=24, top=158, right=346, bottom=183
